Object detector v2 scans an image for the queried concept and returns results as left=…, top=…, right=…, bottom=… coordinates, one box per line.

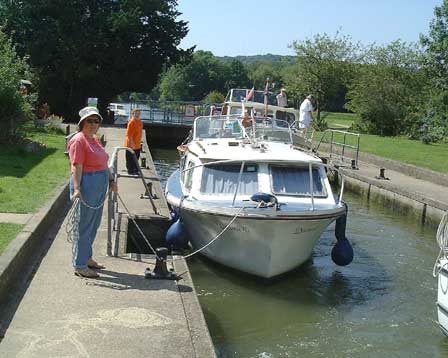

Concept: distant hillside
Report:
left=218, top=54, right=296, bottom=64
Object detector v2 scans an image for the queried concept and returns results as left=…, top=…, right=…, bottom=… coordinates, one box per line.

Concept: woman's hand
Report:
left=73, top=188, right=82, bottom=199
left=110, top=181, right=118, bottom=193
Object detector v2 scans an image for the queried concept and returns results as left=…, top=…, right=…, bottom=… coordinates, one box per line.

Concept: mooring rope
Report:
left=432, top=211, right=448, bottom=277
left=116, top=191, right=245, bottom=262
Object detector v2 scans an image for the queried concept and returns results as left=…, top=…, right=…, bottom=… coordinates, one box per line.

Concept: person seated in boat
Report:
left=242, top=110, right=253, bottom=128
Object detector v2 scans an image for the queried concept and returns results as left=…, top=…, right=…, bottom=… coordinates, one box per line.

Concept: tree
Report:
left=203, top=91, right=225, bottom=104
left=159, top=51, right=228, bottom=101
left=247, top=61, right=283, bottom=91
left=287, top=32, right=363, bottom=123
left=159, top=66, right=189, bottom=101
left=1, top=0, right=190, bottom=121
left=346, top=41, right=426, bottom=136
left=224, top=59, right=250, bottom=90
left=420, top=0, right=448, bottom=142
left=0, top=28, right=35, bottom=139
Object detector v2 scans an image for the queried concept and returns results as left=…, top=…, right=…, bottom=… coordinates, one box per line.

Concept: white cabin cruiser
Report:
left=434, top=212, right=448, bottom=335
left=165, top=113, right=351, bottom=278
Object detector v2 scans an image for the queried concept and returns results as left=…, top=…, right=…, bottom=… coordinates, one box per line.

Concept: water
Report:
left=150, top=146, right=448, bottom=358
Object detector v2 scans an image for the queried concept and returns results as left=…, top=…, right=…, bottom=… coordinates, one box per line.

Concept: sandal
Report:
left=87, top=259, right=106, bottom=270
left=74, top=268, right=99, bottom=278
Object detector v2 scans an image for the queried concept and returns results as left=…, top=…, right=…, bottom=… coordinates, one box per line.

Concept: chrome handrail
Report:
left=106, top=146, right=159, bottom=256
left=314, top=129, right=360, bottom=168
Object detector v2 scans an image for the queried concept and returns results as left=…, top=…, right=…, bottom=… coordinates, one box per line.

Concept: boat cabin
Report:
left=180, top=116, right=334, bottom=207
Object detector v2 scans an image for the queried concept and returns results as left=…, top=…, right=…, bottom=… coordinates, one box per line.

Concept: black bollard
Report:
left=145, top=247, right=177, bottom=280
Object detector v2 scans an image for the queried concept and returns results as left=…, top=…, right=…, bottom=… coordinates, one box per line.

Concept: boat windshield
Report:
left=194, top=116, right=244, bottom=139
left=193, top=115, right=293, bottom=143
left=226, top=89, right=277, bottom=105
left=245, top=117, right=293, bottom=144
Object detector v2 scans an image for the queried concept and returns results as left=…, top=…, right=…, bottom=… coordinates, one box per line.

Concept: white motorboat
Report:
left=108, top=103, right=129, bottom=124
left=165, top=107, right=352, bottom=278
left=434, top=212, right=448, bottom=335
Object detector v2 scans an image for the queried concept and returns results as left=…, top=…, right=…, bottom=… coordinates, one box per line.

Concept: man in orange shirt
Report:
left=124, top=108, right=144, bottom=175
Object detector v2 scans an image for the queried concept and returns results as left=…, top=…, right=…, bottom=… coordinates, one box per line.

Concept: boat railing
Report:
left=192, top=114, right=293, bottom=144
left=313, top=129, right=361, bottom=169
left=180, top=159, right=345, bottom=211
left=106, top=146, right=159, bottom=256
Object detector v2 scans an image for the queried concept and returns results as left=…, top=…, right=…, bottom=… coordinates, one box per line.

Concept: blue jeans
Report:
left=70, top=170, right=109, bottom=269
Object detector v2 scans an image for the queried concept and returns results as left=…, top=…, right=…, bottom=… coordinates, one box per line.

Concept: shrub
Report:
left=0, top=28, right=35, bottom=140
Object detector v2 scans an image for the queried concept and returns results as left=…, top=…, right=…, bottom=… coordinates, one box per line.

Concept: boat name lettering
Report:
left=218, top=224, right=249, bottom=233
left=293, top=226, right=315, bottom=235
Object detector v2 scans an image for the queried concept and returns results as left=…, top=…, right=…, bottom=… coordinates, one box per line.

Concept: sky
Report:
left=177, top=0, right=443, bottom=56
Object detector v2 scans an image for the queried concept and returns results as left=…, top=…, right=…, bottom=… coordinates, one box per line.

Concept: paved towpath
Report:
left=0, top=213, right=32, bottom=225
left=0, top=127, right=215, bottom=357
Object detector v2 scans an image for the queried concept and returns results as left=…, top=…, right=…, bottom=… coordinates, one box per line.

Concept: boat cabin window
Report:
left=270, top=165, right=327, bottom=197
left=275, top=111, right=296, bottom=124
left=184, top=161, right=195, bottom=190
left=200, top=163, right=258, bottom=195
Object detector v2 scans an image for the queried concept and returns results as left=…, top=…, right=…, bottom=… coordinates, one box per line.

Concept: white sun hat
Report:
left=78, top=106, right=103, bottom=125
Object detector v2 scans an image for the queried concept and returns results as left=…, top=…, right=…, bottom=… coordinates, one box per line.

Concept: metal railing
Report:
left=313, top=129, right=360, bottom=169
left=106, top=146, right=159, bottom=256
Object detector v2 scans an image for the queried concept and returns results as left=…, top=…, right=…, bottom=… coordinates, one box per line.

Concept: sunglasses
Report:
left=86, top=117, right=100, bottom=124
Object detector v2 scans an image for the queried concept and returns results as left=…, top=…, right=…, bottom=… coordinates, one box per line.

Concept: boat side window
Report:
left=185, top=161, right=195, bottom=191
left=200, top=163, right=258, bottom=195
left=270, top=165, right=327, bottom=197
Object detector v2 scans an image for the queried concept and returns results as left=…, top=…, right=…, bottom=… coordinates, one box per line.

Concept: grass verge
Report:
left=0, top=223, right=24, bottom=255
left=0, top=124, right=69, bottom=213
left=315, top=113, right=448, bottom=174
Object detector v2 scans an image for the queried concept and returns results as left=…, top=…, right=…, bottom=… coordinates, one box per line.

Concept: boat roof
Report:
left=187, top=139, right=322, bottom=164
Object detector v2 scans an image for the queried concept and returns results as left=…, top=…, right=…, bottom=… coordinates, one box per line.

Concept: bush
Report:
left=0, top=28, right=35, bottom=140
left=203, top=91, right=225, bottom=104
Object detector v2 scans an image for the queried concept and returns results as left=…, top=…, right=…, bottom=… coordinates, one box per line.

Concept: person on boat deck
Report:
left=299, top=94, right=314, bottom=130
left=276, top=88, right=288, bottom=107
left=124, top=108, right=144, bottom=175
left=68, top=106, right=118, bottom=278
left=242, top=110, right=253, bottom=128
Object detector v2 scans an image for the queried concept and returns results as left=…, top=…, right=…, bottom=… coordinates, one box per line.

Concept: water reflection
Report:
left=150, top=146, right=448, bottom=358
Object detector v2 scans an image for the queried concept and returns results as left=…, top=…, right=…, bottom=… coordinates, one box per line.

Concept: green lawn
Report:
left=322, top=112, right=357, bottom=129
left=0, top=125, right=70, bottom=213
left=314, top=113, right=448, bottom=174
left=0, top=223, right=23, bottom=255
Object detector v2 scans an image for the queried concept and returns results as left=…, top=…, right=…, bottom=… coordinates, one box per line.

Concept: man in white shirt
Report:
left=276, top=88, right=288, bottom=107
left=299, top=94, right=314, bottom=129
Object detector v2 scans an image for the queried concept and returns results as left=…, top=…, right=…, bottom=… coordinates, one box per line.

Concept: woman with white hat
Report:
left=67, top=106, right=118, bottom=278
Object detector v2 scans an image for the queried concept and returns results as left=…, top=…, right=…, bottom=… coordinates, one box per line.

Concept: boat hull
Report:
left=179, top=207, right=334, bottom=278
left=438, top=259, right=448, bottom=336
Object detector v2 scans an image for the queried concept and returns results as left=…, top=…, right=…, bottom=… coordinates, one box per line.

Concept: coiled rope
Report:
left=432, top=211, right=448, bottom=277
left=66, top=185, right=109, bottom=263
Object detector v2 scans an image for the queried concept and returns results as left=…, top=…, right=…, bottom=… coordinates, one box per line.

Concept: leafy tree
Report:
left=203, top=91, right=225, bottom=104
left=1, top=0, right=190, bottom=121
left=287, top=32, right=363, bottom=124
left=0, top=28, right=35, bottom=140
left=224, top=59, right=250, bottom=90
left=159, top=51, right=228, bottom=101
left=346, top=41, right=426, bottom=136
left=247, top=61, right=283, bottom=91
left=159, top=66, right=189, bottom=101
left=420, top=0, right=448, bottom=142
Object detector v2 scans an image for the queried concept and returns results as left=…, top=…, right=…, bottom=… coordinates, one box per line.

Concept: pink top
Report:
left=68, top=132, right=109, bottom=173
